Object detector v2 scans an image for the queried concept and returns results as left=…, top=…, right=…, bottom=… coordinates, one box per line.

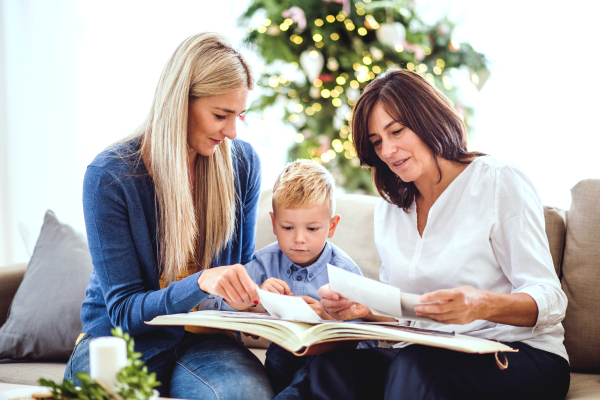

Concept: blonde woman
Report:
left=64, top=33, right=273, bottom=399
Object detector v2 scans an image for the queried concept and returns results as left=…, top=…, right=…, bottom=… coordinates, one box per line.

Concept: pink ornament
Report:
left=282, top=6, right=307, bottom=30
left=402, top=41, right=425, bottom=61
left=323, top=0, right=350, bottom=15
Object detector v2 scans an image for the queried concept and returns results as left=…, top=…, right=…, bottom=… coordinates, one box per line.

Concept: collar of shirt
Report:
left=280, top=242, right=333, bottom=282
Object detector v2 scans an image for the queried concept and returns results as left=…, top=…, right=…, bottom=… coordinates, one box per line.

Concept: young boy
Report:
left=227, top=159, right=364, bottom=395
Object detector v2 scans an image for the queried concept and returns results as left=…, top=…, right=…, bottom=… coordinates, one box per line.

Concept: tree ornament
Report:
left=282, top=6, right=307, bottom=30
left=310, top=86, right=321, bottom=99
left=300, top=50, right=325, bottom=82
left=267, top=25, right=281, bottom=35
left=370, top=47, right=384, bottom=61
left=375, top=22, right=406, bottom=48
left=346, top=87, right=360, bottom=101
left=327, top=57, right=340, bottom=71
left=470, top=66, right=490, bottom=91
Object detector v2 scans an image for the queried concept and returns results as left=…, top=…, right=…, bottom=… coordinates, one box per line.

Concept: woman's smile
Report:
left=391, top=157, right=410, bottom=169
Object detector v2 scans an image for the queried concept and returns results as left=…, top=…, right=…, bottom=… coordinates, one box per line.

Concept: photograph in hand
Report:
left=327, top=264, right=438, bottom=323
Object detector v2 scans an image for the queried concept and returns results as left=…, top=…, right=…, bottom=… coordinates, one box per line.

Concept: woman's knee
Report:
left=170, top=335, right=273, bottom=400
left=63, top=334, right=93, bottom=385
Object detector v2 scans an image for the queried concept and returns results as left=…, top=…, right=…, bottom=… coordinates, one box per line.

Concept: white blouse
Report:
left=375, top=156, right=568, bottom=360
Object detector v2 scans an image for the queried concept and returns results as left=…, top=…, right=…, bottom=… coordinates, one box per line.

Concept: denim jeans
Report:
left=65, top=332, right=273, bottom=400
left=265, top=343, right=314, bottom=397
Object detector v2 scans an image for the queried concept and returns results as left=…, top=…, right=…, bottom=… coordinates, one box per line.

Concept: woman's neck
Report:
left=414, top=158, right=471, bottom=207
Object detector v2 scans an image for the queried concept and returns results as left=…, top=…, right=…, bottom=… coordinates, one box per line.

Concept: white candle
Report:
left=89, top=336, right=127, bottom=392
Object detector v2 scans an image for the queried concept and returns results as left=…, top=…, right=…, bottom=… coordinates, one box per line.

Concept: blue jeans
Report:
left=65, top=332, right=274, bottom=400
left=265, top=343, right=314, bottom=398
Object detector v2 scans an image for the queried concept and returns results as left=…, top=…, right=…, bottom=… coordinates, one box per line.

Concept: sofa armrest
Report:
left=0, top=263, right=27, bottom=327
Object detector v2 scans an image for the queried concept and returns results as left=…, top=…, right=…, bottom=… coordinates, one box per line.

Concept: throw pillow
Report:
left=18, top=218, right=44, bottom=257
left=0, top=210, right=93, bottom=362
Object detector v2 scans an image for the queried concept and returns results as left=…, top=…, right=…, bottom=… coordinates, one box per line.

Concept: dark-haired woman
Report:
left=307, top=70, right=570, bottom=400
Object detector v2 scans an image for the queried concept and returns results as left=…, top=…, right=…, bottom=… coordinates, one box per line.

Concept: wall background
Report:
left=1, top=0, right=599, bottom=265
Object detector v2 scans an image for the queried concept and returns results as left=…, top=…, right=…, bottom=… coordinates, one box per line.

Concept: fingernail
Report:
left=253, top=301, right=259, bottom=305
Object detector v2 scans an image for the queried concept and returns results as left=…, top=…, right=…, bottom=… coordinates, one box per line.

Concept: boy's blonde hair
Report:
left=272, top=159, right=336, bottom=216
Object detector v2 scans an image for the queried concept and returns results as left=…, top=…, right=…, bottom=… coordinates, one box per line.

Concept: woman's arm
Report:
left=84, top=165, right=211, bottom=336
left=419, top=165, right=565, bottom=328
left=416, top=286, right=538, bottom=326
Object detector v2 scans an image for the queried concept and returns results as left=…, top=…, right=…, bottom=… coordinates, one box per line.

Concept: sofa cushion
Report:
left=543, top=206, right=566, bottom=278
left=0, top=211, right=93, bottom=362
left=0, top=362, right=66, bottom=385
left=561, top=179, right=600, bottom=371
left=328, top=193, right=382, bottom=281
left=565, top=372, right=600, bottom=399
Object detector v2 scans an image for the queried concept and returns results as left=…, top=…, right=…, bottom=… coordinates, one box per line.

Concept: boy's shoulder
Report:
left=252, top=241, right=283, bottom=260
left=327, top=242, right=362, bottom=274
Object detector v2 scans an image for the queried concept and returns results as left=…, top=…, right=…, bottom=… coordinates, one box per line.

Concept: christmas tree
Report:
left=240, top=0, right=488, bottom=193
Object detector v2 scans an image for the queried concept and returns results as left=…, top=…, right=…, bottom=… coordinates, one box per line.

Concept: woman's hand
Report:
left=260, top=278, right=292, bottom=295
left=418, top=286, right=539, bottom=327
left=197, top=264, right=259, bottom=306
left=416, top=286, right=488, bottom=325
left=317, top=284, right=371, bottom=321
left=298, top=296, right=336, bottom=320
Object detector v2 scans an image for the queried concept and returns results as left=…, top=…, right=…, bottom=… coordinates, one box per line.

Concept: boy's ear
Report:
left=270, top=212, right=277, bottom=236
left=327, top=215, right=341, bottom=238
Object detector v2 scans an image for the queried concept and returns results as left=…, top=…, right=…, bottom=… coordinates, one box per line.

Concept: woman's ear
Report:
left=327, top=215, right=341, bottom=238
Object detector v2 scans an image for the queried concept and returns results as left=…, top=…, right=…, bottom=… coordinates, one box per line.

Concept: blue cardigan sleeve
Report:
left=83, top=165, right=208, bottom=335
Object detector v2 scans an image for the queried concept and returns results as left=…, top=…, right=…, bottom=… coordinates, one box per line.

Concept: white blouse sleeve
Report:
left=490, top=164, right=567, bottom=331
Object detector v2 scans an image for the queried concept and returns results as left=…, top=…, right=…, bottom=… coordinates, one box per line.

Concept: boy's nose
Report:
left=294, top=232, right=305, bottom=243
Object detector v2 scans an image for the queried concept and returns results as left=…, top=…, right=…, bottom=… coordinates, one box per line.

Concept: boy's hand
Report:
left=260, top=278, right=293, bottom=295
left=298, top=296, right=336, bottom=320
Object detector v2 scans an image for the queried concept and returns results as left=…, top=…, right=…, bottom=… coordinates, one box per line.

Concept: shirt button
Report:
left=291, top=266, right=298, bottom=271
left=309, top=273, right=313, bottom=278
left=214, top=303, right=218, bottom=309
left=287, top=270, right=290, bottom=274
left=296, top=276, right=302, bottom=281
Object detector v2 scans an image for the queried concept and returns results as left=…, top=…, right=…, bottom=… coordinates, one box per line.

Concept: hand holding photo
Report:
left=327, top=264, right=437, bottom=322
left=257, top=288, right=323, bottom=323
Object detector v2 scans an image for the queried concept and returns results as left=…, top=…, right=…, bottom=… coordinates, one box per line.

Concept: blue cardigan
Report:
left=80, top=138, right=261, bottom=361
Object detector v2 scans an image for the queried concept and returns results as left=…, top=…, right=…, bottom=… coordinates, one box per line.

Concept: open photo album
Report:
left=146, top=265, right=516, bottom=356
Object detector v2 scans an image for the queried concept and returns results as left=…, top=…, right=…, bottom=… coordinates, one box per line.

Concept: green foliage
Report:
left=38, top=328, right=160, bottom=400
left=240, top=0, right=488, bottom=193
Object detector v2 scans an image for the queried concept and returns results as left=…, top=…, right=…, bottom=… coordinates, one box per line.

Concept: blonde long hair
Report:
left=119, top=33, right=254, bottom=285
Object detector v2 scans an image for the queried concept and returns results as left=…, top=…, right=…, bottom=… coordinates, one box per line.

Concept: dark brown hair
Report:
left=352, top=69, right=485, bottom=210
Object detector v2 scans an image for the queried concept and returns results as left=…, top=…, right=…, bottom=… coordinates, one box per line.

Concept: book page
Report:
left=257, top=288, right=323, bottom=323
